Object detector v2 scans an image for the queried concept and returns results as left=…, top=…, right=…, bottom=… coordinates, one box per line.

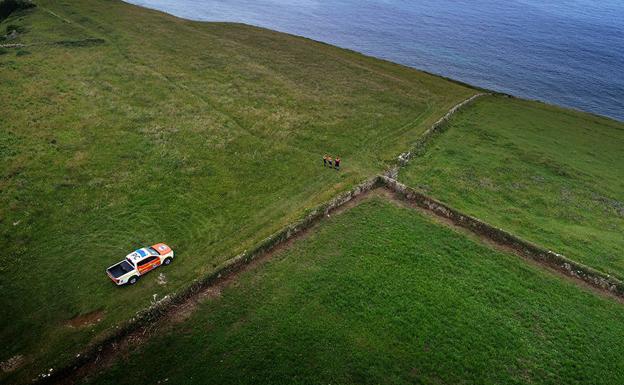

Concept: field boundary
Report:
left=380, top=90, right=623, bottom=295
left=35, top=93, right=487, bottom=384
left=384, top=92, right=489, bottom=179
left=36, top=176, right=383, bottom=384
left=34, top=92, right=623, bottom=384
left=38, top=176, right=624, bottom=384
left=381, top=176, right=624, bottom=296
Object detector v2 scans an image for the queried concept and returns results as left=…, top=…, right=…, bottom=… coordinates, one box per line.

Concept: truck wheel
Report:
left=163, top=257, right=173, bottom=266
left=128, top=276, right=139, bottom=285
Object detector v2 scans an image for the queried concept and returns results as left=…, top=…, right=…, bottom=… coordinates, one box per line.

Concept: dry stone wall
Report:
left=384, top=92, right=488, bottom=180
left=36, top=175, right=383, bottom=384
left=37, top=92, right=623, bottom=385
left=380, top=176, right=624, bottom=297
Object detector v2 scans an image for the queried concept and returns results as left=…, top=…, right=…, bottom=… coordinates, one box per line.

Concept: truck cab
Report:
left=106, top=243, right=174, bottom=285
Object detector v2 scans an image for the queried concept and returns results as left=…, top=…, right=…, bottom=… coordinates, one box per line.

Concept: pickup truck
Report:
left=106, top=243, right=174, bottom=285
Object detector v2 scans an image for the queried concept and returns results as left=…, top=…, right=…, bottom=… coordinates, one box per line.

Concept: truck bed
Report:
left=107, top=260, right=134, bottom=278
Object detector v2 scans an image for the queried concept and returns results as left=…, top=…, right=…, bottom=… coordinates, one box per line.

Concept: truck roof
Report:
left=126, top=247, right=158, bottom=263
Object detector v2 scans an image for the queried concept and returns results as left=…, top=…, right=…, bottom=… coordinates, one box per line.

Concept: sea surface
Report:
left=126, top=0, right=624, bottom=121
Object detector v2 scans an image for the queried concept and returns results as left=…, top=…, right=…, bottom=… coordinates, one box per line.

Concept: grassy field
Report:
left=400, top=95, right=624, bottom=278
left=0, top=0, right=477, bottom=381
left=84, top=198, right=624, bottom=385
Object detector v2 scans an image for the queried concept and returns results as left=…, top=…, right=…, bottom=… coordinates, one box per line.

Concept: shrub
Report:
left=5, top=24, right=26, bottom=34
left=0, top=0, right=35, bottom=21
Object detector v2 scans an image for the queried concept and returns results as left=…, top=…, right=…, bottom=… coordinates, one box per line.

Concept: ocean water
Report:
left=126, top=0, right=624, bottom=121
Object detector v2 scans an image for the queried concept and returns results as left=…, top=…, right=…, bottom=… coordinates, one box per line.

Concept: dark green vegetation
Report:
left=0, top=0, right=477, bottom=382
left=87, top=199, right=624, bottom=385
left=0, top=0, right=34, bottom=22
left=401, top=95, right=624, bottom=278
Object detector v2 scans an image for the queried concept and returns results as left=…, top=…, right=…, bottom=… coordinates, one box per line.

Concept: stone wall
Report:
left=384, top=92, right=488, bottom=180
left=37, top=175, right=383, bottom=384
left=38, top=91, right=622, bottom=384
left=380, top=176, right=624, bottom=297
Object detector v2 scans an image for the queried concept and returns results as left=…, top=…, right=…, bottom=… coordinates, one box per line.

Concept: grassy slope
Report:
left=0, top=0, right=476, bottom=381
left=86, top=198, right=624, bottom=385
left=400, top=95, right=624, bottom=278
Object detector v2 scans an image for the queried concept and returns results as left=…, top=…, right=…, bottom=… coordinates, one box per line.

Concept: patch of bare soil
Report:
left=66, top=310, right=105, bottom=329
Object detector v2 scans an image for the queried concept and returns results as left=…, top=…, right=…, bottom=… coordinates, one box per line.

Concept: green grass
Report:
left=85, top=198, right=624, bottom=385
left=0, top=0, right=476, bottom=381
left=400, top=95, right=624, bottom=278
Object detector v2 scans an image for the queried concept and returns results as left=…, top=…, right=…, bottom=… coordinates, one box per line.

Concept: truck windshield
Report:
left=147, top=247, right=159, bottom=255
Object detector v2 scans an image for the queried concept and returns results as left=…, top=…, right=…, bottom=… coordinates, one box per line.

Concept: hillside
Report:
left=3, top=1, right=624, bottom=384
left=87, top=197, right=624, bottom=385
left=0, top=0, right=477, bottom=382
left=400, top=95, right=624, bottom=277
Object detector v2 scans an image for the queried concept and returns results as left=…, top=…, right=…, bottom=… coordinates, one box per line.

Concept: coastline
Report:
left=122, top=0, right=624, bottom=123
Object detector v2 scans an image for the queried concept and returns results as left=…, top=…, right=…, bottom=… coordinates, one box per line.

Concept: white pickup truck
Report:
left=106, top=243, right=174, bottom=285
